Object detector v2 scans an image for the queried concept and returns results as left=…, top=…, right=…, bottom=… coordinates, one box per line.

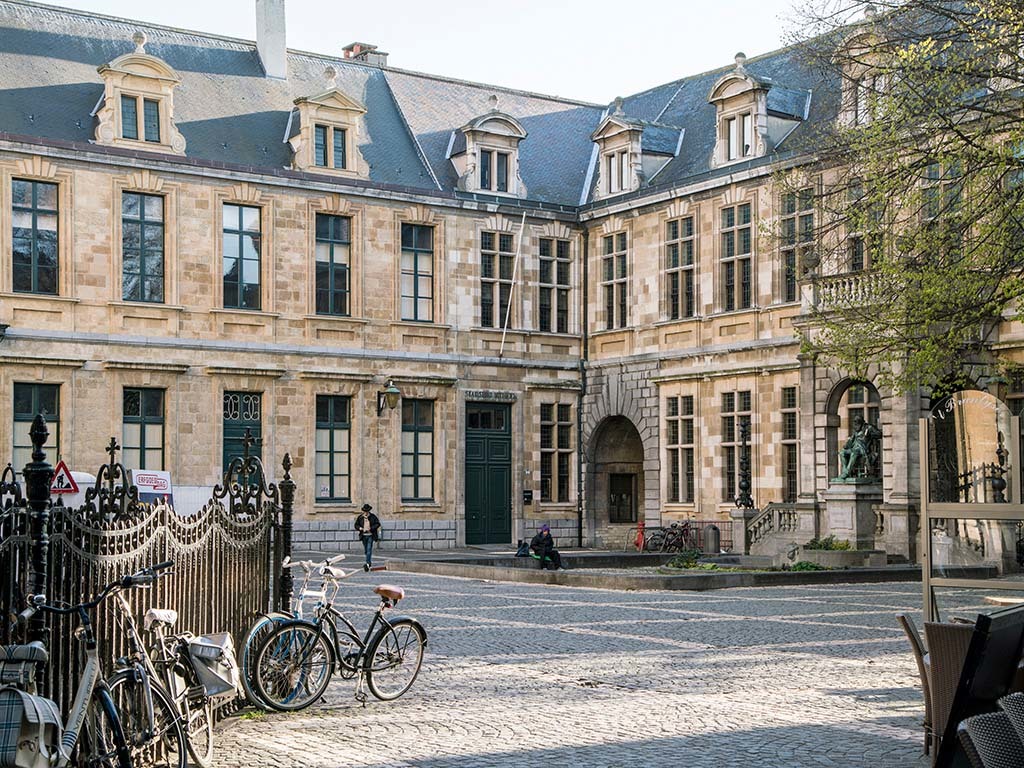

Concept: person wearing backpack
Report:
left=354, top=503, right=381, bottom=571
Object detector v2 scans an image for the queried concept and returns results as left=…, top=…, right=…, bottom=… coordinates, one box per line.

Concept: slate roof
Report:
left=0, top=0, right=836, bottom=209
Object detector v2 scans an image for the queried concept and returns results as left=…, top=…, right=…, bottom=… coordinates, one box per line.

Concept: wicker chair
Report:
left=925, top=621, right=975, bottom=760
left=957, top=712, right=1024, bottom=768
left=898, top=613, right=933, bottom=755
left=999, top=692, right=1024, bottom=745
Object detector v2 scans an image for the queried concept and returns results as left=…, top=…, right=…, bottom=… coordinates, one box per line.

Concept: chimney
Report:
left=343, top=42, right=388, bottom=68
left=255, top=0, right=287, bottom=79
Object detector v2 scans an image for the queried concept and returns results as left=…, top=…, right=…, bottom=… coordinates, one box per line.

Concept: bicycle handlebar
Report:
left=19, top=561, right=175, bottom=624
left=282, top=553, right=346, bottom=573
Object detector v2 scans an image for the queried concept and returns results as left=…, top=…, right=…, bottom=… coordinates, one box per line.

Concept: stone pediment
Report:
left=461, top=111, right=526, bottom=140
left=294, top=88, right=367, bottom=116
left=98, top=52, right=181, bottom=84
left=591, top=114, right=641, bottom=143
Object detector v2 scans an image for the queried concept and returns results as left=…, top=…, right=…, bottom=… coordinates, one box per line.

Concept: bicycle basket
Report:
left=0, top=687, right=62, bottom=768
left=187, top=633, right=240, bottom=699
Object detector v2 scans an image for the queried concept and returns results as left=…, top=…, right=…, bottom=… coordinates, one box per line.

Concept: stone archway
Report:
left=588, top=416, right=645, bottom=545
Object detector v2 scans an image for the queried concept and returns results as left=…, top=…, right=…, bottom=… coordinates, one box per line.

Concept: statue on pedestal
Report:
left=838, top=415, right=882, bottom=480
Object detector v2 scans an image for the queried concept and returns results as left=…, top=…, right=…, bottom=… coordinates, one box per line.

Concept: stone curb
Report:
left=384, top=559, right=931, bottom=591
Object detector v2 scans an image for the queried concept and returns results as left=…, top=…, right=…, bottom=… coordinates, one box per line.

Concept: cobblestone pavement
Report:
left=214, top=574, right=935, bottom=768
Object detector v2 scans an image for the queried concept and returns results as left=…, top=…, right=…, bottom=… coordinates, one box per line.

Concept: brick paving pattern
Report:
left=214, top=575, right=933, bottom=768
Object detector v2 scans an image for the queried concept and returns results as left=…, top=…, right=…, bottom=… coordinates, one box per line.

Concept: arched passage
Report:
left=588, top=416, right=645, bottom=536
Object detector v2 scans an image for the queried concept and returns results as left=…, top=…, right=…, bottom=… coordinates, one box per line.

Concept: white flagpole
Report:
left=498, top=211, right=527, bottom=357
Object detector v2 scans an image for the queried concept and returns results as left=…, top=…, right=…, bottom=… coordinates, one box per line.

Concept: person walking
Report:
left=355, top=503, right=381, bottom=571
left=529, top=524, right=566, bottom=570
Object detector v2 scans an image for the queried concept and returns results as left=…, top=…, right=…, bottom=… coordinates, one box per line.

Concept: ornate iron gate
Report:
left=0, top=416, right=293, bottom=714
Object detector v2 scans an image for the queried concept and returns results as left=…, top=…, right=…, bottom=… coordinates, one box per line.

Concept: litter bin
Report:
left=703, top=524, right=720, bottom=555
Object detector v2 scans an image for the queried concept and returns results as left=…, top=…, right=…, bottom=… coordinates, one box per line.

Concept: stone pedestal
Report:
left=730, top=506, right=759, bottom=554
left=822, top=480, right=883, bottom=550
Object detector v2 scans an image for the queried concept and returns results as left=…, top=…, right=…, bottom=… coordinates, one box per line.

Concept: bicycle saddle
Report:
left=374, top=585, right=404, bottom=602
left=144, top=608, right=178, bottom=630
left=1, top=642, right=48, bottom=663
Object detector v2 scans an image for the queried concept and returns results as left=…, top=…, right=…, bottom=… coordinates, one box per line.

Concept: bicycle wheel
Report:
left=240, top=611, right=292, bottom=709
left=644, top=532, right=664, bottom=552
left=335, top=630, right=362, bottom=680
left=75, top=687, right=132, bottom=768
left=181, top=688, right=214, bottom=768
left=365, top=619, right=426, bottom=701
left=254, top=621, right=333, bottom=712
left=107, top=670, right=187, bottom=768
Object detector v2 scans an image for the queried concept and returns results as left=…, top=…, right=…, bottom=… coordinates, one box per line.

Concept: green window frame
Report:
left=121, top=95, right=139, bottom=140
left=122, top=192, right=164, bottom=303
left=12, top=179, right=58, bottom=295
left=401, top=399, right=434, bottom=501
left=315, top=395, right=351, bottom=502
left=400, top=224, right=434, bottom=322
left=223, top=391, right=262, bottom=474
left=332, top=128, right=347, bottom=170
left=123, top=388, right=165, bottom=471
left=143, top=99, right=161, bottom=143
left=601, top=232, right=628, bottom=330
left=315, top=214, right=351, bottom=316
left=666, top=395, right=695, bottom=503
left=538, top=238, right=570, bottom=333
left=13, top=383, right=59, bottom=471
left=222, top=204, right=261, bottom=310
left=781, top=386, right=799, bottom=502
left=721, top=203, right=753, bottom=311
left=480, top=231, right=514, bottom=328
left=540, top=403, right=572, bottom=503
left=666, top=217, right=696, bottom=320
left=781, top=189, right=813, bottom=304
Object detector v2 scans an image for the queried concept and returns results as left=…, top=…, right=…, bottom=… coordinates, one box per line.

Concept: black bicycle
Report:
left=252, top=556, right=427, bottom=711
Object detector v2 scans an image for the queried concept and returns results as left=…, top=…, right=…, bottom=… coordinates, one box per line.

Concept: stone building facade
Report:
left=2, top=0, right=1001, bottom=559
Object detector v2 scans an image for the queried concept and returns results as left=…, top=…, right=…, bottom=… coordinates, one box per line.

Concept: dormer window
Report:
left=120, top=95, right=162, bottom=143
left=314, top=124, right=347, bottom=170
left=450, top=96, right=528, bottom=198
left=94, top=32, right=186, bottom=155
left=480, top=150, right=510, bottom=192
left=603, top=150, right=631, bottom=195
left=727, top=113, right=753, bottom=160
left=591, top=102, right=643, bottom=200
left=289, top=68, right=368, bottom=179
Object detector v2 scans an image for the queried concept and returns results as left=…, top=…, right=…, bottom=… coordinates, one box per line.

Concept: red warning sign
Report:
left=50, top=460, right=79, bottom=495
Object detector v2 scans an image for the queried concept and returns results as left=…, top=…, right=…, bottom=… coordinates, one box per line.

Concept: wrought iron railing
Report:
left=0, top=417, right=293, bottom=716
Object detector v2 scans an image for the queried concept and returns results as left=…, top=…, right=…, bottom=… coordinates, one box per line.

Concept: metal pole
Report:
left=23, top=414, right=53, bottom=644
left=277, top=453, right=295, bottom=612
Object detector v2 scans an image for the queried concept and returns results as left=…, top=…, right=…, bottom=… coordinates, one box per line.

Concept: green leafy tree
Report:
left=786, top=1, right=1024, bottom=393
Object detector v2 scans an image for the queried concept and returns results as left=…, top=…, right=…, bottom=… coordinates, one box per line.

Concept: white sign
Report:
left=50, top=460, right=79, bottom=494
left=133, top=470, right=174, bottom=506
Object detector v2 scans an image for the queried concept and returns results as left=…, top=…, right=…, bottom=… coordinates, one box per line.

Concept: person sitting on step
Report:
left=529, top=524, right=566, bottom=570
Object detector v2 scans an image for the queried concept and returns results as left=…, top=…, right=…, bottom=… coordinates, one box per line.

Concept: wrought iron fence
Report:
left=0, top=416, right=293, bottom=715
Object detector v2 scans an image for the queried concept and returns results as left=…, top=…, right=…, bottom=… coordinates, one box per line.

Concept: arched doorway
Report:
left=589, top=416, right=645, bottom=537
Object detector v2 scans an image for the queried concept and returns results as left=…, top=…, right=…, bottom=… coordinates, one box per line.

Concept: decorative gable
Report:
left=591, top=100, right=644, bottom=200
left=708, top=54, right=772, bottom=168
left=449, top=95, right=527, bottom=197
left=94, top=32, right=186, bottom=154
left=289, top=68, right=369, bottom=178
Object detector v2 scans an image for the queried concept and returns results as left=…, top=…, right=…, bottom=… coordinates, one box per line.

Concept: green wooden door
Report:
left=465, top=403, right=512, bottom=545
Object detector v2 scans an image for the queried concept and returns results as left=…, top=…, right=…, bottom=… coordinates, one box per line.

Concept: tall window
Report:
left=400, top=224, right=433, bottom=322
left=721, top=202, right=753, bottom=311
left=540, top=403, right=572, bottom=503
left=13, top=383, right=59, bottom=471
left=601, top=232, right=628, bottom=330
left=223, top=391, right=261, bottom=473
left=120, top=95, right=161, bottom=142
left=222, top=204, right=261, bottom=310
left=721, top=390, right=752, bottom=503
left=921, top=161, right=963, bottom=256
left=313, top=124, right=347, bottom=170
left=844, top=383, right=879, bottom=429
left=123, top=388, right=164, bottom=470
left=604, top=150, right=629, bottom=194
left=666, top=217, right=696, bottom=320
left=1008, top=372, right=1024, bottom=416
left=401, top=399, right=433, bottom=501
left=666, top=395, right=695, bottom=503
left=122, top=192, right=164, bottom=303
left=479, top=149, right=510, bottom=192
left=781, top=387, right=798, bottom=502
left=780, top=189, right=813, bottom=303
left=538, top=238, right=570, bottom=333
left=847, top=179, right=882, bottom=272
left=315, top=214, right=351, bottom=316
left=315, top=395, right=351, bottom=502
left=480, top=231, right=514, bottom=328
left=12, top=179, right=58, bottom=295
left=727, top=113, right=753, bottom=160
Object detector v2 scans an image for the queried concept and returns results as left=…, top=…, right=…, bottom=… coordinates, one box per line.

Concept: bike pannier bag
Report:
left=0, top=687, right=62, bottom=768
left=188, top=633, right=240, bottom=698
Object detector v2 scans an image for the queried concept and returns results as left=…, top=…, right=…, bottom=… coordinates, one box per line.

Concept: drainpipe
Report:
left=576, top=224, right=589, bottom=548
